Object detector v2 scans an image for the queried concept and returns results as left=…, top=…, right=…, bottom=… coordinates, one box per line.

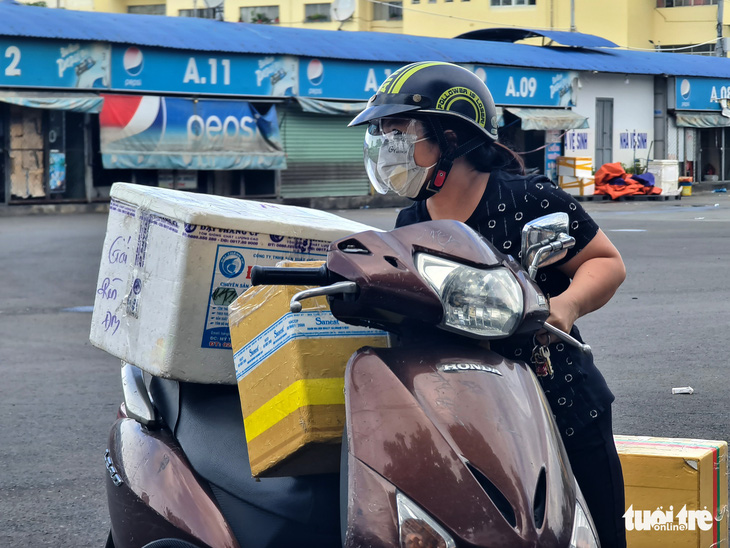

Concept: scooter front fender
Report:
left=106, top=418, right=239, bottom=548
left=344, top=344, right=575, bottom=547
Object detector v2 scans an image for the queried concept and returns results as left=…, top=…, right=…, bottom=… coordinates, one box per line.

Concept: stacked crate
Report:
left=558, top=156, right=594, bottom=196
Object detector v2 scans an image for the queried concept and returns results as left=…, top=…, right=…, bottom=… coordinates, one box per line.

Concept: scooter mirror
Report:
left=520, top=212, right=572, bottom=276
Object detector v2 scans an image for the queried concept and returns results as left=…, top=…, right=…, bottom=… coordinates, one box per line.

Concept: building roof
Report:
left=3, top=1, right=730, bottom=78
left=456, top=28, right=619, bottom=48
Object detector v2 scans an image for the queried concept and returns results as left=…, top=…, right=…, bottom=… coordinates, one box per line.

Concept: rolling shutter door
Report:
left=279, top=108, right=370, bottom=198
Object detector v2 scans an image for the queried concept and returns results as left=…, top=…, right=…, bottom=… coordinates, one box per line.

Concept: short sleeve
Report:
left=522, top=175, right=599, bottom=263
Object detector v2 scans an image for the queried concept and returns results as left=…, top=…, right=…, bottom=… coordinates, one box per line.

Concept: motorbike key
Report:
left=531, top=344, right=553, bottom=378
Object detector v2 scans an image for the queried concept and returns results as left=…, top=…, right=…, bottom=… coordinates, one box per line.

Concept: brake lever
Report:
left=290, top=281, right=358, bottom=313
left=542, top=322, right=592, bottom=356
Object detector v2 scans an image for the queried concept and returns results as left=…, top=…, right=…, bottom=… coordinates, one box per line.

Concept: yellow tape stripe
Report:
left=560, top=181, right=592, bottom=188
left=387, top=61, right=447, bottom=94
left=244, top=377, right=345, bottom=443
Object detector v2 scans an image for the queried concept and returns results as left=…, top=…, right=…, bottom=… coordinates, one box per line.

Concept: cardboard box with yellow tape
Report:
left=559, top=175, right=595, bottom=197
left=615, top=435, right=728, bottom=548
left=228, top=263, right=388, bottom=477
left=557, top=156, right=593, bottom=178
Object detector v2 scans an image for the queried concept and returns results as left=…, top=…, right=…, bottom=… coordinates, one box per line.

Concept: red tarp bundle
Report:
left=594, top=163, right=662, bottom=200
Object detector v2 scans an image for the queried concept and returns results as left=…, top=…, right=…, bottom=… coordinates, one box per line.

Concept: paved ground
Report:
left=335, top=193, right=730, bottom=442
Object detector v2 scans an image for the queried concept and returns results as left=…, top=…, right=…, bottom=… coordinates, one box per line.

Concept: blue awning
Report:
left=674, top=111, right=730, bottom=128
left=297, top=97, right=368, bottom=115
left=0, top=91, right=104, bottom=113
left=505, top=107, right=588, bottom=131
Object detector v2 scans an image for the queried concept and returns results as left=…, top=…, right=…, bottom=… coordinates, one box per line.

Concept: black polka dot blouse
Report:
left=396, top=170, right=615, bottom=437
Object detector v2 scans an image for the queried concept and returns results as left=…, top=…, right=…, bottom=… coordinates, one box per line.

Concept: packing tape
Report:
left=244, top=377, right=345, bottom=443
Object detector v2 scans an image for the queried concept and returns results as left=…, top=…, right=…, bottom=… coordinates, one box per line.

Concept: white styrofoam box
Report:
left=647, top=160, right=680, bottom=196
left=90, top=183, right=378, bottom=385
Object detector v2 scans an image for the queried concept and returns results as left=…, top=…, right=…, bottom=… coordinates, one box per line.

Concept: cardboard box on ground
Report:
left=615, top=435, right=728, bottom=548
left=558, top=156, right=594, bottom=196
left=229, top=262, right=388, bottom=477
left=9, top=108, right=45, bottom=198
left=89, top=183, right=378, bottom=385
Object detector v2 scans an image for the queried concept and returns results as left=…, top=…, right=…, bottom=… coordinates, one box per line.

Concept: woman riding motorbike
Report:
left=348, top=61, right=628, bottom=548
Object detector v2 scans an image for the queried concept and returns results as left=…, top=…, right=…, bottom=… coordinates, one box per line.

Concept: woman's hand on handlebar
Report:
left=538, top=294, right=579, bottom=345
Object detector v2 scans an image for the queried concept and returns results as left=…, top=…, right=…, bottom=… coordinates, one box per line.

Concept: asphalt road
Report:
left=337, top=196, right=730, bottom=441
left=0, top=192, right=729, bottom=546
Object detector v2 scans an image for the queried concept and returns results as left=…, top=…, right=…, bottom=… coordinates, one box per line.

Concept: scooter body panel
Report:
left=106, top=418, right=239, bottom=548
left=345, top=344, right=576, bottom=547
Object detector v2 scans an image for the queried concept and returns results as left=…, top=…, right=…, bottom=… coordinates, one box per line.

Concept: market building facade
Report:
left=61, top=0, right=730, bottom=57
left=2, top=2, right=730, bottom=207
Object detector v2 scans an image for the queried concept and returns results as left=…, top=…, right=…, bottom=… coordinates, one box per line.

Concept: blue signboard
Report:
left=467, top=65, right=579, bottom=107
left=111, top=45, right=298, bottom=96
left=300, top=58, right=580, bottom=105
left=0, top=37, right=110, bottom=89
left=0, top=36, right=577, bottom=106
left=675, top=77, right=730, bottom=111
left=299, top=58, right=402, bottom=100
left=544, top=130, right=562, bottom=182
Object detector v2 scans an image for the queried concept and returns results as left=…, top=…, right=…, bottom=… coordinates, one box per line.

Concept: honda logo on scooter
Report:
left=440, top=363, right=503, bottom=376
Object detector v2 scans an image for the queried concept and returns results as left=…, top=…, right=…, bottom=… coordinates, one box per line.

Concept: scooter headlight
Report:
left=569, top=499, right=600, bottom=548
left=397, top=491, right=456, bottom=548
left=415, top=253, right=524, bottom=338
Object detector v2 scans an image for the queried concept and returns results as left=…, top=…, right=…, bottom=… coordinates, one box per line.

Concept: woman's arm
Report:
left=546, top=229, right=626, bottom=335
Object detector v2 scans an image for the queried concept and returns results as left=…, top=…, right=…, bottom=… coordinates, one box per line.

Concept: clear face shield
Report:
left=364, top=118, right=437, bottom=199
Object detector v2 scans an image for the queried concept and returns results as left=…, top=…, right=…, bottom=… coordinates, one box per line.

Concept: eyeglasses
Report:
left=367, top=117, right=422, bottom=137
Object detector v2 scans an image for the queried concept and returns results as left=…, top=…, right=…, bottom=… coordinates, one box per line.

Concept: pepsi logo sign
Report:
left=307, top=59, right=324, bottom=86
left=680, top=79, right=691, bottom=100
left=123, top=47, right=144, bottom=77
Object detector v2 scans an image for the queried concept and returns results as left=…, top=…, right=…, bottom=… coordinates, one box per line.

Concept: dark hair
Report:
left=417, top=114, right=525, bottom=175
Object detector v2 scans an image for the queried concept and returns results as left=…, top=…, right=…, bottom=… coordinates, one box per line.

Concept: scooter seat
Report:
left=149, top=377, right=341, bottom=547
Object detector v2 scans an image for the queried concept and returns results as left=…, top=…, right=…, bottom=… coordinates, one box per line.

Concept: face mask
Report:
left=364, top=120, right=437, bottom=198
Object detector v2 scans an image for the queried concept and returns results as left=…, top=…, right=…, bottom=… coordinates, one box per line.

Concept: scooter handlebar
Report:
left=543, top=321, right=592, bottom=356
left=251, top=264, right=334, bottom=287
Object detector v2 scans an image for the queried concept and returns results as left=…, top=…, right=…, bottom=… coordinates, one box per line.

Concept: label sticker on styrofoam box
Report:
left=198, top=227, right=330, bottom=350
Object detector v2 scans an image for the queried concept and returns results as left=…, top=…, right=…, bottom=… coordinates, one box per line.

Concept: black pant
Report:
left=563, top=408, right=627, bottom=548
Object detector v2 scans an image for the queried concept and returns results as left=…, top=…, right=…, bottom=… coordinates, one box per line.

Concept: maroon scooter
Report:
left=103, top=214, right=599, bottom=547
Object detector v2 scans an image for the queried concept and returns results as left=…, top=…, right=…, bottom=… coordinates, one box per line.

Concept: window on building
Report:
left=373, top=1, right=403, bottom=19
left=179, top=7, right=218, bottom=18
left=127, top=4, right=165, bottom=15
left=240, top=5, right=280, bottom=23
left=305, top=3, right=331, bottom=22
left=657, top=43, right=716, bottom=55
left=657, top=0, right=718, bottom=6
left=491, top=0, right=536, bottom=5
left=412, top=0, right=420, bottom=4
